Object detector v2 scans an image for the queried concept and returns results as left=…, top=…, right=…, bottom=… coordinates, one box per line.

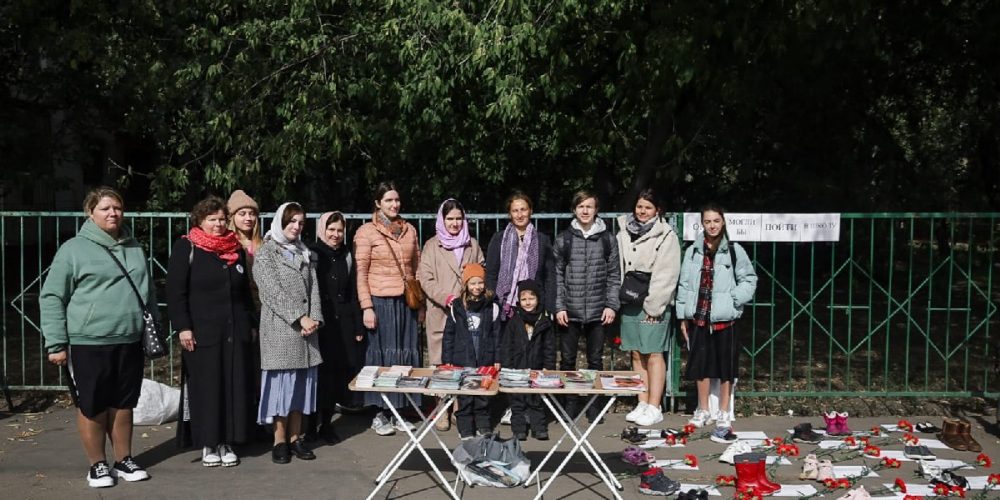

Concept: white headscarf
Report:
left=267, top=202, right=311, bottom=260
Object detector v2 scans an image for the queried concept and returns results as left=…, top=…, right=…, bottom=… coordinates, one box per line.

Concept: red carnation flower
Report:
left=683, top=454, right=698, bottom=467
left=950, top=485, right=966, bottom=497
left=682, top=424, right=697, bottom=435
left=863, top=444, right=881, bottom=457
left=989, top=473, right=1000, bottom=485
left=894, top=478, right=907, bottom=493
left=836, top=478, right=851, bottom=489
left=843, top=436, right=857, bottom=447
left=714, top=474, right=736, bottom=486
left=897, top=419, right=913, bottom=432
left=977, top=453, right=992, bottom=468
left=870, top=426, right=882, bottom=436
left=933, top=483, right=950, bottom=496
left=613, top=336, right=622, bottom=345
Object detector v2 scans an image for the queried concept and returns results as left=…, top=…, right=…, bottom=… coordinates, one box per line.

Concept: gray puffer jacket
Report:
left=554, top=218, right=621, bottom=323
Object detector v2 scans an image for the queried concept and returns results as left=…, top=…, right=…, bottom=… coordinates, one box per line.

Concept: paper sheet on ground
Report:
left=917, top=438, right=949, bottom=449
left=878, top=450, right=914, bottom=461
left=883, top=483, right=935, bottom=496
left=638, top=438, right=685, bottom=449
left=734, top=430, right=770, bottom=445
left=818, top=440, right=861, bottom=449
left=653, top=459, right=699, bottom=470
left=765, top=456, right=793, bottom=465
left=929, top=458, right=972, bottom=470
left=965, top=475, right=992, bottom=489
left=880, top=424, right=900, bottom=433
left=678, top=484, right=721, bottom=496
left=832, top=465, right=879, bottom=477
left=770, top=484, right=818, bottom=496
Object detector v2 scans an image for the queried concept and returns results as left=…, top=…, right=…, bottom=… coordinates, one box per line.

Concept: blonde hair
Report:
left=227, top=206, right=263, bottom=252
left=82, top=186, right=124, bottom=215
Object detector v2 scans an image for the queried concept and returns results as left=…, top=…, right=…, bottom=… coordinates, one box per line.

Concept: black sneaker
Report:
left=638, top=467, right=680, bottom=496
left=87, top=460, right=115, bottom=488
left=112, top=456, right=149, bottom=482
left=904, top=445, right=923, bottom=460
left=792, top=423, right=823, bottom=444
left=290, top=440, right=316, bottom=460
left=621, top=425, right=645, bottom=444
left=272, top=442, right=291, bottom=464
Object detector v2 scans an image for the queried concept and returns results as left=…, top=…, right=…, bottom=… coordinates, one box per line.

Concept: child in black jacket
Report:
left=442, top=263, right=500, bottom=439
left=500, top=279, right=556, bottom=440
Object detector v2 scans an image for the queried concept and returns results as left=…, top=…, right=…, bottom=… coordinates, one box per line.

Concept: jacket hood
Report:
left=78, top=219, right=134, bottom=248
left=570, top=217, right=608, bottom=238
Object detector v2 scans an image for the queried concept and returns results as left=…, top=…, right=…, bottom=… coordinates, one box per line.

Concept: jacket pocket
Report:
left=710, top=291, right=739, bottom=322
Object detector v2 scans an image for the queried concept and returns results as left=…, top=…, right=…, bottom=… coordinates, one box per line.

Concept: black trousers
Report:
left=509, top=394, right=546, bottom=434
left=559, top=321, right=606, bottom=419
left=455, top=395, right=490, bottom=437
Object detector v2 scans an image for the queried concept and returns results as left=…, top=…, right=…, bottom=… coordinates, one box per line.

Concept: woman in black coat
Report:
left=168, top=196, right=256, bottom=467
left=308, top=212, right=365, bottom=442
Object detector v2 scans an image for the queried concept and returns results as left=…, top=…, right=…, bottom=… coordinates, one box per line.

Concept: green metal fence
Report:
left=2, top=211, right=998, bottom=398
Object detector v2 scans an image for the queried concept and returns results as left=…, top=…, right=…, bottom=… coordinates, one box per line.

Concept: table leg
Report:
left=374, top=393, right=452, bottom=483
left=366, top=393, right=460, bottom=500
left=550, top=395, right=622, bottom=490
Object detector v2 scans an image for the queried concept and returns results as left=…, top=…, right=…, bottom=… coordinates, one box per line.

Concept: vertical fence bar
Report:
left=905, top=217, right=915, bottom=391
left=789, top=242, right=797, bottom=391
left=846, top=219, right=855, bottom=389
left=963, top=217, right=973, bottom=392
left=19, top=216, right=26, bottom=385
left=884, top=218, right=895, bottom=392
left=827, top=231, right=836, bottom=392
left=1, top=216, right=6, bottom=388
left=985, top=217, right=996, bottom=394
left=925, top=219, right=935, bottom=392
left=944, top=218, right=955, bottom=393
left=807, top=243, right=815, bottom=392
left=36, top=215, right=43, bottom=386
left=866, top=218, right=874, bottom=390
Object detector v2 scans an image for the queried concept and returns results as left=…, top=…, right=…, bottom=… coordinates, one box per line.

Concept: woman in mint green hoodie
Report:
left=40, top=186, right=154, bottom=488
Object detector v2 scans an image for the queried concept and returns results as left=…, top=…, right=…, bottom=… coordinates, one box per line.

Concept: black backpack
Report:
left=561, top=227, right=614, bottom=262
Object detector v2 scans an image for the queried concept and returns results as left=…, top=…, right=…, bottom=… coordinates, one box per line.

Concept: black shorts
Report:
left=68, top=342, right=144, bottom=418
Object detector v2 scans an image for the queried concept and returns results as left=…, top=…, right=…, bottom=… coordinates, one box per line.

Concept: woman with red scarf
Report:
left=168, top=196, right=257, bottom=467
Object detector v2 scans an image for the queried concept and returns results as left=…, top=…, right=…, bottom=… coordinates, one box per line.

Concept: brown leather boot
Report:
left=958, top=418, right=982, bottom=452
left=937, top=418, right=967, bottom=451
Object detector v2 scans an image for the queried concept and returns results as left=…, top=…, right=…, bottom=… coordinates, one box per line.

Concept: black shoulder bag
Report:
left=620, top=226, right=671, bottom=305
left=99, top=245, right=168, bottom=359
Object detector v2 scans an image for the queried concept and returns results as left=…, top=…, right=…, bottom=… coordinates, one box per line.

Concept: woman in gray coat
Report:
left=254, top=202, right=324, bottom=464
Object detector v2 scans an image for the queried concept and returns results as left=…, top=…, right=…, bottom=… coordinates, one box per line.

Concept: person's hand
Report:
left=300, top=317, right=319, bottom=336
left=555, top=310, right=569, bottom=327
left=48, top=351, right=67, bottom=366
left=601, top=307, right=616, bottom=325
left=679, top=320, right=689, bottom=345
left=179, top=329, right=196, bottom=352
left=363, top=308, right=377, bottom=330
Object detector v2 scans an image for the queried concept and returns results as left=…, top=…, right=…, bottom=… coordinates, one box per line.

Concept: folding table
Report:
left=500, top=370, right=644, bottom=500
left=349, top=368, right=499, bottom=500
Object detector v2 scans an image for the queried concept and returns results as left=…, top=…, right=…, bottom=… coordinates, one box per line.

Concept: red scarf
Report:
left=186, top=227, right=241, bottom=265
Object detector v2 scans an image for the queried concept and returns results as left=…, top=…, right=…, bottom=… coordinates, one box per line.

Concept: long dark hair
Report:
left=635, top=188, right=661, bottom=214
left=373, top=181, right=399, bottom=208
left=699, top=202, right=730, bottom=244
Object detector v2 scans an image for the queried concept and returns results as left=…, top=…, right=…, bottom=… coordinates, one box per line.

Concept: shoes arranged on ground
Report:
left=500, top=407, right=512, bottom=425
left=710, top=426, right=738, bottom=444
left=392, top=416, right=416, bottom=433
left=218, top=444, right=240, bottom=467
left=957, top=418, right=982, bottom=452
left=720, top=440, right=752, bottom=464
left=634, top=405, right=664, bottom=427
left=823, top=411, right=852, bottom=436
left=734, top=453, right=780, bottom=495
left=626, top=402, right=649, bottom=423
left=271, top=442, right=291, bottom=464
left=904, top=445, right=935, bottom=460
left=918, top=459, right=944, bottom=482
left=688, top=409, right=711, bottom=428
left=799, top=453, right=819, bottom=480
left=816, top=459, right=834, bottom=482
left=659, top=428, right=681, bottom=438
left=677, top=489, right=709, bottom=500
left=87, top=460, right=115, bottom=488
left=622, top=446, right=656, bottom=467
left=915, top=421, right=941, bottom=433
left=837, top=485, right=872, bottom=500
left=290, top=439, right=316, bottom=460
left=621, top=425, right=645, bottom=444
left=836, top=412, right=852, bottom=435
left=938, top=417, right=981, bottom=452
left=111, top=456, right=148, bottom=482
left=202, top=446, right=222, bottom=467
left=371, top=412, right=395, bottom=436
left=638, top=467, right=681, bottom=496
left=791, top=422, right=823, bottom=444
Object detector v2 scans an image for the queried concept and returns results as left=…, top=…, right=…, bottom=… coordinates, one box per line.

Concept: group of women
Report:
left=40, top=183, right=757, bottom=488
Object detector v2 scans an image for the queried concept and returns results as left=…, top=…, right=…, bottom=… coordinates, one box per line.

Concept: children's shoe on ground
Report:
left=792, top=422, right=823, bottom=444
left=710, top=426, right=738, bottom=443
left=638, top=467, right=680, bottom=496
left=720, top=440, right=752, bottom=464
left=112, top=456, right=149, bottom=482
left=87, top=460, right=115, bottom=488
left=371, top=412, right=395, bottom=436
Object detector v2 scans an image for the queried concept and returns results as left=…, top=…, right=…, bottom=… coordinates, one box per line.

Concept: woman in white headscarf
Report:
left=253, top=202, right=324, bottom=464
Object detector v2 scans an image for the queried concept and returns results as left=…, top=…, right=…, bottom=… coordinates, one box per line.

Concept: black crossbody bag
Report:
left=98, top=245, right=168, bottom=359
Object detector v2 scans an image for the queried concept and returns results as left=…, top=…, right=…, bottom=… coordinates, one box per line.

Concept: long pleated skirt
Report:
left=257, top=366, right=318, bottom=424
left=363, top=296, right=421, bottom=409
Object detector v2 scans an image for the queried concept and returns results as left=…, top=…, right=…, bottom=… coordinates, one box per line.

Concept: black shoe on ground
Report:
left=87, top=460, right=115, bottom=488
left=290, top=440, right=316, bottom=460
left=792, top=423, right=823, bottom=444
left=272, top=443, right=291, bottom=464
left=514, top=431, right=528, bottom=441
left=621, top=425, right=645, bottom=444
left=532, top=429, right=549, bottom=441
left=112, top=455, right=150, bottom=482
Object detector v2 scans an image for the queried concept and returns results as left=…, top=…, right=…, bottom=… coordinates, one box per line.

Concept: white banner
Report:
left=682, top=213, right=841, bottom=242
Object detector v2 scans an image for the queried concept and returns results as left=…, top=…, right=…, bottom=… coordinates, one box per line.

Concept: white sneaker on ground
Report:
left=720, top=440, right=752, bottom=464
left=392, top=416, right=416, bottom=432
left=202, top=446, right=221, bottom=467
left=634, top=405, right=663, bottom=427
left=501, top=407, right=512, bottom=425
left=688, top=409, right=711, bottom=428
left=87, top=460, right=115, bottom=488
left=625, top=402, right=649, bottom=423
left=371, top=412, right=395, bottom=436
left=112, top=456, right=149, bottom=481
left=218, top=444, right=239, bottom=467
left=716, top=412, right=732, bottom=429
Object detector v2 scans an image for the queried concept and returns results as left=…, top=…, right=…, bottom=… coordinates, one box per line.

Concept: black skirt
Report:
left=684, top=323, right=739, bottom=382
left=176, top=339, right=255, bottom=448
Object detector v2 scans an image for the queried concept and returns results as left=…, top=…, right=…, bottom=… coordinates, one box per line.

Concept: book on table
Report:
left=530, top=371, right=564, bottom=389
left=499, top=368, right=531, bottom=388
left=562, top=370, right=597, bottom=389
left=599, top=374, right=646, bottom=391
left=355, top=365, right=380, bottom=388
left=396, top=376, right=429, bottom=388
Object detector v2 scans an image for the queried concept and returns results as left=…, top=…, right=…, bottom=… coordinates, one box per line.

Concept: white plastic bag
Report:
left=133, top=378, right=180, bottom=425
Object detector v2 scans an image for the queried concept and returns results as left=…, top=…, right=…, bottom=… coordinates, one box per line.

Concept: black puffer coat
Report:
left=554, top=218, right=621, bottom=323
left=500, top=310, right=556, bottom=370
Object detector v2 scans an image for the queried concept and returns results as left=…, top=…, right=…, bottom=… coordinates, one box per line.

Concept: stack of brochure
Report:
left=599, top=374, right=646, bottom=391
left=561, top=370, right=597, bottom=389
left=461, top=375, right=489, bottom=390
left=354, top=366, right=380, bottom=388
left=499, top=368, right=531, bottom=388
left=373, top=365, right=410, bottom=388
left=396, top=376, right=429, bottom=388
left=428, top=368, right=464, bottom=390
left=530, top=372, right=564, bottom=389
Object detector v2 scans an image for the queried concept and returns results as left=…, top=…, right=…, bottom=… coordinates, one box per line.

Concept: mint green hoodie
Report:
left=40, top=219, right=156, bottom=352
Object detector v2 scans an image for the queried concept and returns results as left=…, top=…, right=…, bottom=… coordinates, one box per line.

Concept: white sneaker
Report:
left=719, top=440, right=752, bottom=464
left=392, top=416, right=416, bottom=432
left=112, top=456, right=149, bottom=481
left=716, top=412, right=732, bottom=429
left=688, top=409, right=710, bottom=428
left=708, top=409, right=721, bottom=425
left=371, top=412, right=395, bottom=436
left=202, top=446, right=221, bottom=467
left=218, top=444, right=239, bottom=467
left=634, top=405, right=663, bottom=427
left=501, top=407, right=513, bottom=425
left=625, top=402, right=649, bottom=423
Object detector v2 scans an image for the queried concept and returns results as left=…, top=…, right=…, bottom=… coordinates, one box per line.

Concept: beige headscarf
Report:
left=316, top=211, right=346, bottom=248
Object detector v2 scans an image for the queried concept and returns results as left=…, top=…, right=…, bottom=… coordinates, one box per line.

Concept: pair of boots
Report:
left=823, top=411, right=851, bottom=435
left=937, top=417, right=982, bottom=452
left=734, top=453, right=781, bottom=495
